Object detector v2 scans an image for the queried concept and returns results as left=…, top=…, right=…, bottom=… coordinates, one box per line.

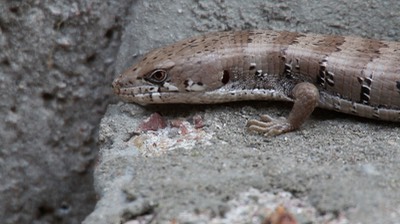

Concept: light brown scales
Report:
left=113, top=30, right=400, bottom=136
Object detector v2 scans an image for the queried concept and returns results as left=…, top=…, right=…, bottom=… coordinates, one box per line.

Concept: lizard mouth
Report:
left=112, top=75, right=179, bottom=96
left=115, top=85, right=197, bottom=105
left=111, top=77, right=181, bottom=105
left=114, top=84, right=290, bottom=106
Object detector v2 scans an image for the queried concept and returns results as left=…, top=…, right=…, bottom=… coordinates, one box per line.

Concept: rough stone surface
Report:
left=91, top=102, right=400, bottom=223
left=0, top=1, right=134, bottom=223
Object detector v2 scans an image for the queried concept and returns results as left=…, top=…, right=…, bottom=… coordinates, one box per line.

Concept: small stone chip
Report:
left=262, top=205, right=297, bottom=224
left=192, top=114, right=204, bottom=129
left=138, top=112, right=167, bottom=131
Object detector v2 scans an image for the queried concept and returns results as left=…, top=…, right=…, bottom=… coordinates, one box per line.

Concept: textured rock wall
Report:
left=0, top=1, right=133, bottom=223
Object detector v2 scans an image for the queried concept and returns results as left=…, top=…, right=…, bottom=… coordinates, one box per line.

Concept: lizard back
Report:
left=113, top=30, right=400, bottom=121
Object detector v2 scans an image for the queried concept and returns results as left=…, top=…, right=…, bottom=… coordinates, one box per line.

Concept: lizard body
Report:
left=112, top=30, right=400, bottom=136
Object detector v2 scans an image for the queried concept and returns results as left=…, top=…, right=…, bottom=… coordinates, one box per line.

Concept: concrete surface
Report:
left=85, top=0, right=400, bottom=224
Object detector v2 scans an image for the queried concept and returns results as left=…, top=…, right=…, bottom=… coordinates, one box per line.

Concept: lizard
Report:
left=112, top=30, right=400, bottom=136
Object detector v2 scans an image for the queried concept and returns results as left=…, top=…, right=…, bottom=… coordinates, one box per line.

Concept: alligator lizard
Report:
left=112, top=30, right=400, bottom=136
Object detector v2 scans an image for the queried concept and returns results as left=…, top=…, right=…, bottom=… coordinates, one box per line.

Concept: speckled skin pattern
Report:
left=112, top=30, right=400, bottom=135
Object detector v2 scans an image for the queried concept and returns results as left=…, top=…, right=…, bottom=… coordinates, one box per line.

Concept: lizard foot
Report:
left=246, top=114, right=294, bottom=136
left=246, top=82, right=319, bottom=136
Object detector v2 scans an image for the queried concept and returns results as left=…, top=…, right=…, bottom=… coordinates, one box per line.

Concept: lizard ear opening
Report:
left=221, top=70, right=230, bottom=84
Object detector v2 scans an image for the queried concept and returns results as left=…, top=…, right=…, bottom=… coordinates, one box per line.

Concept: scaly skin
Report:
left=112, top=30, right=400, bottom=136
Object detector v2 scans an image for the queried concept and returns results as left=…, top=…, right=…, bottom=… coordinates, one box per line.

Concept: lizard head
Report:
left=112, top=33, right=231, bottom=105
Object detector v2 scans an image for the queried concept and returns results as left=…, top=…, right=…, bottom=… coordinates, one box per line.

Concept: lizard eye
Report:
left=145, top=69, right=168, bottom=84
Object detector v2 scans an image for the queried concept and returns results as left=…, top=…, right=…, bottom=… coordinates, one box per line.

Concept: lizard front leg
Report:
left=247, top=82, right=320, bottom=136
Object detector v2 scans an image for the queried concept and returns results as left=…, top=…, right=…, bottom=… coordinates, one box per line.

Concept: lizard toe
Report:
left=247, top=116, right=293, bottom=136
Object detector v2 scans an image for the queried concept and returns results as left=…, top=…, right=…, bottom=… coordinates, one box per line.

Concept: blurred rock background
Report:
left=0, top=1, right=133, bottom=223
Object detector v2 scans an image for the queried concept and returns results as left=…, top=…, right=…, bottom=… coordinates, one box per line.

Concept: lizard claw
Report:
left=259, top=114, right=281, bottom=122
left=247, top=115, right=294, bottom=136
